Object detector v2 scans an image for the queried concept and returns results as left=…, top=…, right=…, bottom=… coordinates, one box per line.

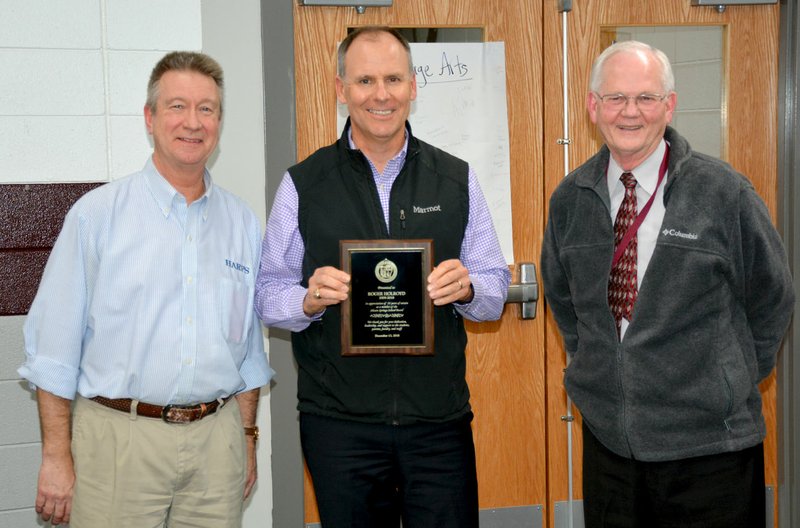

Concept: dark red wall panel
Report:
left=1, top=183, right=103, bottom=315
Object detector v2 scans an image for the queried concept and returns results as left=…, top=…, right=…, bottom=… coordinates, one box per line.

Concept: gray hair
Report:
left=337, top=26, right=414, bottom=78
left=146, top=51, right=224, bottom=114
left=589, top=40, right=675, bottom=94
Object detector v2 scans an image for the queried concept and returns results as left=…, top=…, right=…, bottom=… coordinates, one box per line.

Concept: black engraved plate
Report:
left=340, top=240, right=434, bottom=356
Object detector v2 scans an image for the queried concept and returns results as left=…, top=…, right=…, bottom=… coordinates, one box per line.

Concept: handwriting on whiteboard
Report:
left=414, top=52, right=471, bottom=88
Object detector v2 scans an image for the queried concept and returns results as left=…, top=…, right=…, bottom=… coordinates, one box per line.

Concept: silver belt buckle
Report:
left=161, top=404, right=195, bottom=424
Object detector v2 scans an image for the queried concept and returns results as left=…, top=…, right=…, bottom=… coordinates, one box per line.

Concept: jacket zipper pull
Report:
left=400, top=209, right=406, bottom=230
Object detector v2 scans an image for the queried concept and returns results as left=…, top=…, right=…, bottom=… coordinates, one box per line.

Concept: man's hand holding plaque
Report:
left=303, top=266, right=351, bottom=316
left=427, top=259, right=474, bottom=306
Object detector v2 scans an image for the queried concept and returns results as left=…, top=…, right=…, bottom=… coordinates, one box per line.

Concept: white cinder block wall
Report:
left=0, top=1, right=272, bottom=526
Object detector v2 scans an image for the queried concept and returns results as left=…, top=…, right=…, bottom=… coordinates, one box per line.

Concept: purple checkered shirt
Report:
left=255, top=131, right=510, bottom=331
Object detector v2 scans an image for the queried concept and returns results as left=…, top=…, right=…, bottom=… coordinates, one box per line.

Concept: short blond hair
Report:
left=146, top=51, right=224, bottom=114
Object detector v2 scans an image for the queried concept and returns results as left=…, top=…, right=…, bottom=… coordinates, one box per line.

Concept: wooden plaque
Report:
left=340, top=239, right=434, bottom=356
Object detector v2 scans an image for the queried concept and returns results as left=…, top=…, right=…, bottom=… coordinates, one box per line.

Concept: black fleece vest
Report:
left=288, top=124, right=471, bottom=424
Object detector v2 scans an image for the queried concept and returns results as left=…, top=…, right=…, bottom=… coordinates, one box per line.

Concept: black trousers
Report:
left=582, top=423, right=766, bottom=528
left=300, top=412, right=479, bottom=528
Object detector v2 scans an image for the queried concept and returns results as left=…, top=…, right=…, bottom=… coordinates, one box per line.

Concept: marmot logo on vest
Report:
left=225, top=259, right=250, bottom=274
left=661, top=228, right=699, bottom=240
left=413, top=205, right=442, bottom=214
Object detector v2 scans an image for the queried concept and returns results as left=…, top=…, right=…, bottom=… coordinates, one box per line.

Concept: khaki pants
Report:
left=70, top=396, right=246, bottom=528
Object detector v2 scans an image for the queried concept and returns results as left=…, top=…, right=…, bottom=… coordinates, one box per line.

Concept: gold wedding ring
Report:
left=457, top=280, right=463, bottom=290
left=314, top=288, right=321, bottom=299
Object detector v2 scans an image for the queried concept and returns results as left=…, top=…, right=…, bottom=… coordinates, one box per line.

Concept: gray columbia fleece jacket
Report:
left=541, top=126, right=794, bottom=462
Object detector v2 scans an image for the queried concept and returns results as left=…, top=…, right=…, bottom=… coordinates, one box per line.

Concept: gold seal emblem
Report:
left=374, top=258, right=398, bottom=283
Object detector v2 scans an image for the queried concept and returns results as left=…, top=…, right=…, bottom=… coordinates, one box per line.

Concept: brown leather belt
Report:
left=90, top=395, right=227, bottom=424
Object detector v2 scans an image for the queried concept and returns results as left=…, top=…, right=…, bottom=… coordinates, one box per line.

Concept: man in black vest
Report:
left=255, top=26, right=509, bottom=528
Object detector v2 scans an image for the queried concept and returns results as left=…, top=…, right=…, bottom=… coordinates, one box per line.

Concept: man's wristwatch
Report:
left=244, top=426, right=260, bottom=440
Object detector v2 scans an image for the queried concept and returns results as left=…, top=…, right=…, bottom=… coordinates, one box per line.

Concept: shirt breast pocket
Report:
left=219, top=277, right=255, bottom=345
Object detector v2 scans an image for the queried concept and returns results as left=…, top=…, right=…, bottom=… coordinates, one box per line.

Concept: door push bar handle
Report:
left=505, top=262, right=538, bottom=320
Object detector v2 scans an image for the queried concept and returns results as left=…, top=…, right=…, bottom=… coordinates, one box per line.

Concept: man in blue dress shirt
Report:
left=19, top=51, right=273, bottom=527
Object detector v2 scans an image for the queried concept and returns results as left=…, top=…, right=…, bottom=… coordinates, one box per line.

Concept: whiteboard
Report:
left=337, top=42, right=514, bottom=263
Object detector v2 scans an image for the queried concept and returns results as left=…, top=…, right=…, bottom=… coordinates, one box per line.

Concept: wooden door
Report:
left=293, top=0, right=546, bottom=524
left=542, top=1, right=781, bottom=526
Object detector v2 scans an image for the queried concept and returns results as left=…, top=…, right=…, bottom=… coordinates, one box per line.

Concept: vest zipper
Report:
left=400, top=208, right=406, bottom=230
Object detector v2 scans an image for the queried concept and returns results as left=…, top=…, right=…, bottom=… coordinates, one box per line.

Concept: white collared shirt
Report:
left=607, top=140, right=668, bottom=338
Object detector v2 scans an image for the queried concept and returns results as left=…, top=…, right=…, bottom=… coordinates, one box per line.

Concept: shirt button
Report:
left=187, top=276, right=193, bottom=285
left=186, top=316, right=193, bottom=325
left=187, top=235, right=193, bottom=242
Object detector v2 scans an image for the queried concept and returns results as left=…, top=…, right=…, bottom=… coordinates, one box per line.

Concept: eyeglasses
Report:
left=595, top=93, right=668, bottom=110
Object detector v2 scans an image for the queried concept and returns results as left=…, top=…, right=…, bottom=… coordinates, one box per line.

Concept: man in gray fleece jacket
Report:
left=541, top=40, right=794, bottom=527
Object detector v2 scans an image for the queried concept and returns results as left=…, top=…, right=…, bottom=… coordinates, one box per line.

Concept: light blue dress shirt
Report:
left=20, top=158, right=273, bottom=405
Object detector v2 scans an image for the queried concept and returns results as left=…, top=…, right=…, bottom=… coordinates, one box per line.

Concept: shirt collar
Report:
left=143, top=156, right=212, bottom=220
left=607, top=139, right=667, bottom=197
left=346, top=125, right=410, bottom=167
